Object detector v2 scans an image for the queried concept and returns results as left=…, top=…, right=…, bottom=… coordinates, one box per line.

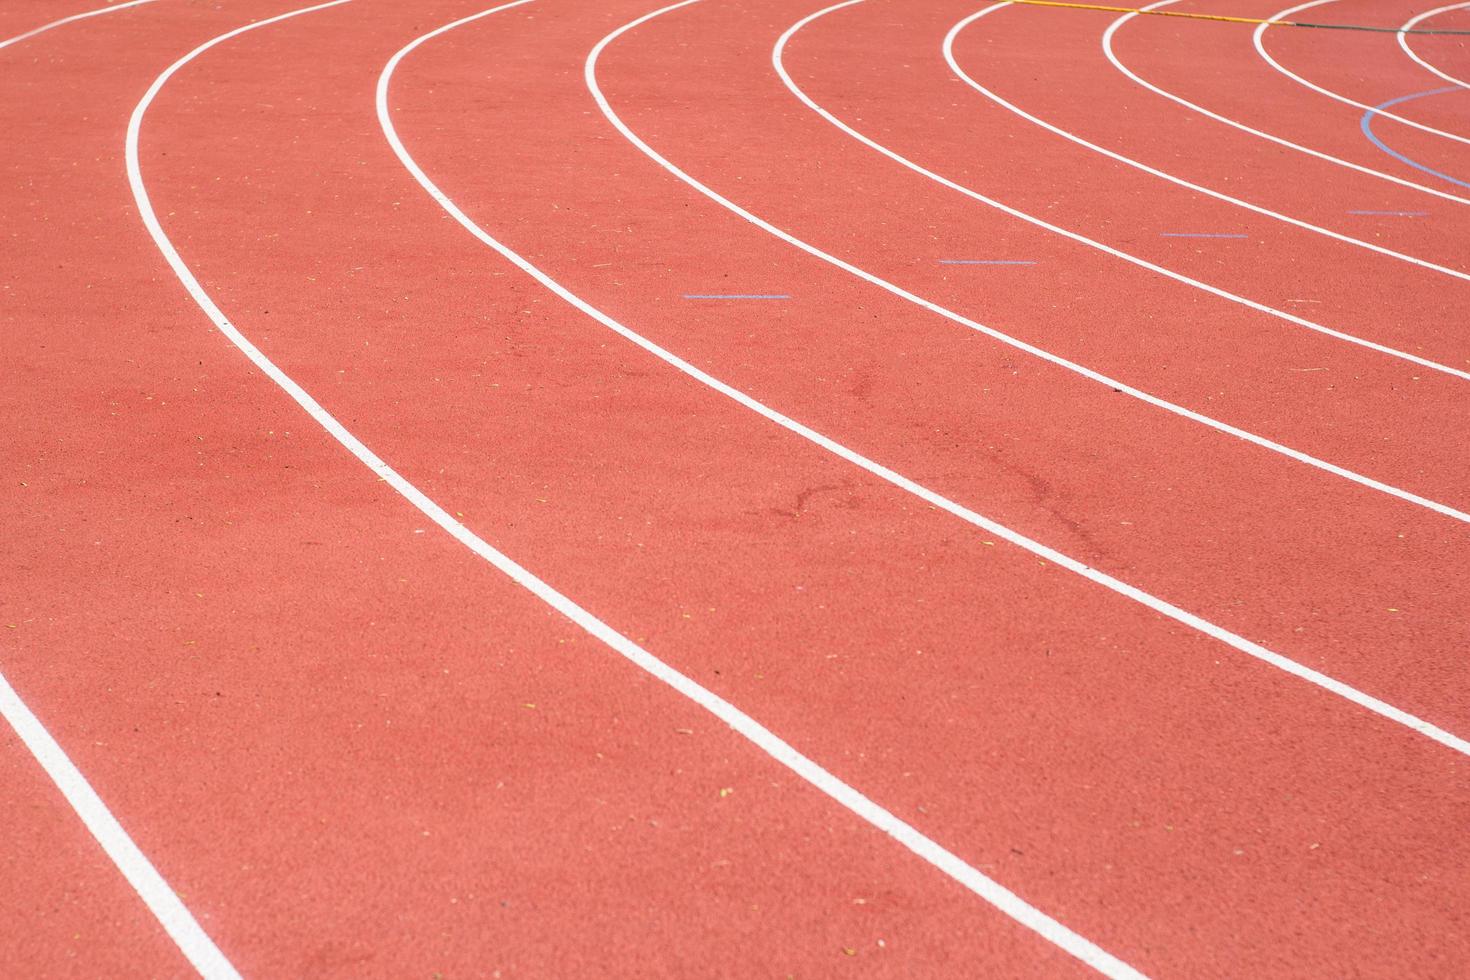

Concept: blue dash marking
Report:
left=938, top=259, right=1037, bottom=265
left=1160, top=233, right=1248, bottom=238
left=683, top=293, right=791, bottom=299
left=1360, top=88, right=1470, bottom=190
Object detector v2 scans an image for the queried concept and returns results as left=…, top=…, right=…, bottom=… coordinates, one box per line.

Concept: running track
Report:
left=2, top=0, right=1467, bottom=976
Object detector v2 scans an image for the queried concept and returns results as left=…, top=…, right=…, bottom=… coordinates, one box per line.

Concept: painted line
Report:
left=683, top=293, right=791, bottom=298
left=2, top=2, right=239, bottom=978
left=1361, top=89, right=1470, bottom=190
left=1159, top=232, right=1247, bottom=238
left=1088, top=0, right=1470, bottom=206
left=384, top=1, right=1470, bottom=970
left=1400, top=3, right=1470, bottom=91
left=938, top=259, right=1037, bottom=264
left=1257, top=0, right=1470, bottom=147
left=779, top=1, right=1470, bottom=387
left=1346, top=210, right=1428, bottom=216
left=0, top=0, right=156, bottom=50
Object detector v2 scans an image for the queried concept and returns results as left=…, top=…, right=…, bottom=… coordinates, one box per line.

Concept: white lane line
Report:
left=126, top=0, right=1150, bottom=975
left=1257, top=0, right=1470, bottom=146
left=3, top=2, right=237, bottom=978
left=1089, top=0, right=1470, bottom=206
left=1400, top=3, right=1470, bottom=91
left=0, top=0, right=157, bottom=50
left=773, top=0, right=1470, bottom=386
left=0, top=675, right=240, bottom=980
left=385, top=0, right=1470, bottom=766
left=590, top=0, right=1470, bottom=525
left=1100, top=2, right=1470, bottom=274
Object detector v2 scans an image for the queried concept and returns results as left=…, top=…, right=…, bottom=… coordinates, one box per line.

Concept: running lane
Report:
left=1106, top=0, right=1470, bottom=214
left=943, top=0, right=1470, bottom=284
left=4, top=0, right=1074, bottom=975
left=141, top=0, right=1470, bottom=973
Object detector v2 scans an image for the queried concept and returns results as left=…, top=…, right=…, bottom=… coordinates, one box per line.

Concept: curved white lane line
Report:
left=2, top=2, right=237, bottom=978
left=398, top=0, right=1470, bottom=759
left=589, top=0, right=1470, bottom=526
left=775, top=1, right=1470, bottom=387
left=0, top=0, right=157, bottom=50
left=1092, top=0, right=1470, bottom=206
left=127, top=2, right=1146, bottom=975
left=1400, top=3, right=1470, bottom=91
left=1257, top=0, right=1470, bottom=146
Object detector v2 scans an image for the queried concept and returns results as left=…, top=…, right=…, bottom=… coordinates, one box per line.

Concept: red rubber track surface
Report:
left=2, top=0, right=1467, bottom=977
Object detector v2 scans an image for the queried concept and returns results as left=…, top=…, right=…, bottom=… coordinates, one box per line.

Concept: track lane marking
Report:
left=605, top=0, right=1470, bottom=527
left=129, top=1, right=1149, bottom=975
left=1257, top=0, right=1470, bottom=147
left=1399, top=3, right=1470, bottom=90
left=0, top=0, right=157, bottom=51
left=778, top=1, right=1470, bottom=385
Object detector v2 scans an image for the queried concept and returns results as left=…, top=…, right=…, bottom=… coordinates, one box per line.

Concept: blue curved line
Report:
left=1359, top=86, right=1470, bottom=190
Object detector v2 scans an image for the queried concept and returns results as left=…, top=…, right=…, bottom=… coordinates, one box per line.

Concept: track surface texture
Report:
left=2, top=0, right=1467, bottom=977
